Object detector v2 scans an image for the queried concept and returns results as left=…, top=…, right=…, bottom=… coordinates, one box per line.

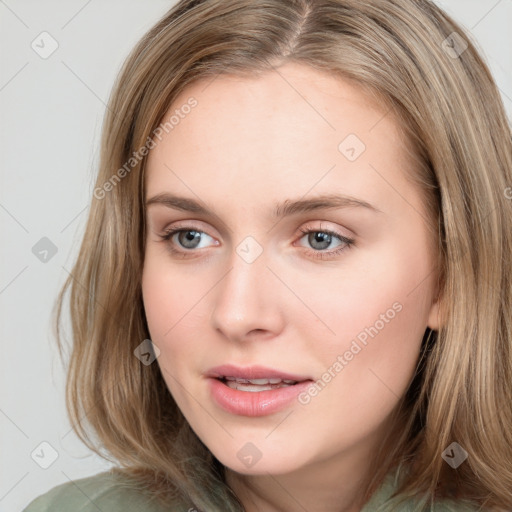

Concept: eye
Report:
left=297, top=225, right=354, bottom=258
left=157, top=223, right=354, bottom=260
left=159, top=227, right=217, bottom=250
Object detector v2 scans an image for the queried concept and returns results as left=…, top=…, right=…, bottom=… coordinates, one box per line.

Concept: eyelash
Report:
left=158, top=224, right=355, bottom=260
left=297, top=226, right=354, bottom=259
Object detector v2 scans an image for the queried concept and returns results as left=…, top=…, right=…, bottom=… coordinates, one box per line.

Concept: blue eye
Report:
left=303, top=230, right=339, bottom=250
left=297, top=227, right=354, bottom=259
left=158, top=225, right=354, bottom=260
left=160, top=228, right=216, bottom=250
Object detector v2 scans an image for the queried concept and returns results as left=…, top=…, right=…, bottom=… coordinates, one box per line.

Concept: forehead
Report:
left=144, top=62, right=418, bottom=218
left=164, top=62, right=390, bottom=144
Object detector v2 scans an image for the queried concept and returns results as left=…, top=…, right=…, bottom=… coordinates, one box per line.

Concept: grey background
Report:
left=1, top=1, right=511, bottom=510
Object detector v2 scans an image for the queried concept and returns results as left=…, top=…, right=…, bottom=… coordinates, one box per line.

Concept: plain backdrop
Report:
left=1, top=1, right=511, bottom=510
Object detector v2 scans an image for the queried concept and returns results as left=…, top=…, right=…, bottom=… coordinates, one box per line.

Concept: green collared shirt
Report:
left=23, top=469, right=479, bottom=511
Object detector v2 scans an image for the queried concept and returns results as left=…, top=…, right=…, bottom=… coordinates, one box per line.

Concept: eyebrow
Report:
left=145, top=192, right=382, bottom=218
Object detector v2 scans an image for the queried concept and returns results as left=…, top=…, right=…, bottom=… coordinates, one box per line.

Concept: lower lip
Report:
left=208, top=378, right=313, bottom=417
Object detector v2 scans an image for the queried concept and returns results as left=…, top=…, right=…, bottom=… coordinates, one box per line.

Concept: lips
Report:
left=206, top=364, right=311, bottom=382
left=206, top=364, right=313, bottom=416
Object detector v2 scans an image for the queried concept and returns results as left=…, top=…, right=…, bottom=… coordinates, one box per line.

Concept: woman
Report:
left=24, top=0, right=512, bottom=510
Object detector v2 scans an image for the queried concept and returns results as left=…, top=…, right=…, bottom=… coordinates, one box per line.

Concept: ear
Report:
left=426, top=296, right=443, bottom=331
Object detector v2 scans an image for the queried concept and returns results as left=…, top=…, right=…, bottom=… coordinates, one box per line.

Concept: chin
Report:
left=206, top=437, right=314, bottom=477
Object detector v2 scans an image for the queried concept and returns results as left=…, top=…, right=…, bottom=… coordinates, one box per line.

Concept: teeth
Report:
left=248, top=378, right=273, bottom=385
left=225, top=377, right=250, bottom=383
left=222, top=377, right=298, bottom=385
left=225, top=381, right=295, bottom=392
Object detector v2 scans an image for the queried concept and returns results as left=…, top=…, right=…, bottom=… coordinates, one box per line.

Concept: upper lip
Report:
left=206, top=364, right=312, bottom=382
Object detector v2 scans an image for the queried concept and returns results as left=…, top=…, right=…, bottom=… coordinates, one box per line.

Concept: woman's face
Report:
left=142, top=62, right=440, bottom=477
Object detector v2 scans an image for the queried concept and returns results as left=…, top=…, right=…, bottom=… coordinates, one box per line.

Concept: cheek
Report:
left=141, top=254, right=200, bottom=369
left=299, top=245, right=432, bottom=420
left=142, top=248, right=205, bottom=339
left=142, top=262, right=204, bottom=412
left=298, top=243, right=432, bottom=345
left=291, top=299, right=429, bottom=451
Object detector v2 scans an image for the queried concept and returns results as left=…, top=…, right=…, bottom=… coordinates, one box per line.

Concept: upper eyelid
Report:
left=161, top=220, right=350, bottom=235
left=161, top=220, right=218, bottom=237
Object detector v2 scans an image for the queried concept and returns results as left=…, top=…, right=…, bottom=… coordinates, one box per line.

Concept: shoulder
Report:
left=22, top=470, right=187, bottom=512
left=425, top=496, right=482, bottom=512
left=362, top=471, right=482, bottom=512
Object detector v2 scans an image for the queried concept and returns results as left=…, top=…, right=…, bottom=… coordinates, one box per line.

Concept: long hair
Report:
left=53, top=0, right=512, bottom=510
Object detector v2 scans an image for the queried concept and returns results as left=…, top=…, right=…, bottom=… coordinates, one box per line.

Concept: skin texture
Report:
left=142, top=62, right=441, bottom=512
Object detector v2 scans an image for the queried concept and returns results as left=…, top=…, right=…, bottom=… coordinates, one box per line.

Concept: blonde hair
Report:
left=53, top=0, right=512, bottom=510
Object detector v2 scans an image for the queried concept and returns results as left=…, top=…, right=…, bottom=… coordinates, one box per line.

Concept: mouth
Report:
left=218, top=376, right=300, bottom=392
left=206, top=365, right=313, bottom=416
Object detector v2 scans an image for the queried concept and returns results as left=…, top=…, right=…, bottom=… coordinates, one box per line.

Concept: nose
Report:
left=210, top=244, right=285, bottom=343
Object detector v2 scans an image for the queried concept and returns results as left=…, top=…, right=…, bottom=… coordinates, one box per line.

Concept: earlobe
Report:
left=427, top=297, right=443, bottom=331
